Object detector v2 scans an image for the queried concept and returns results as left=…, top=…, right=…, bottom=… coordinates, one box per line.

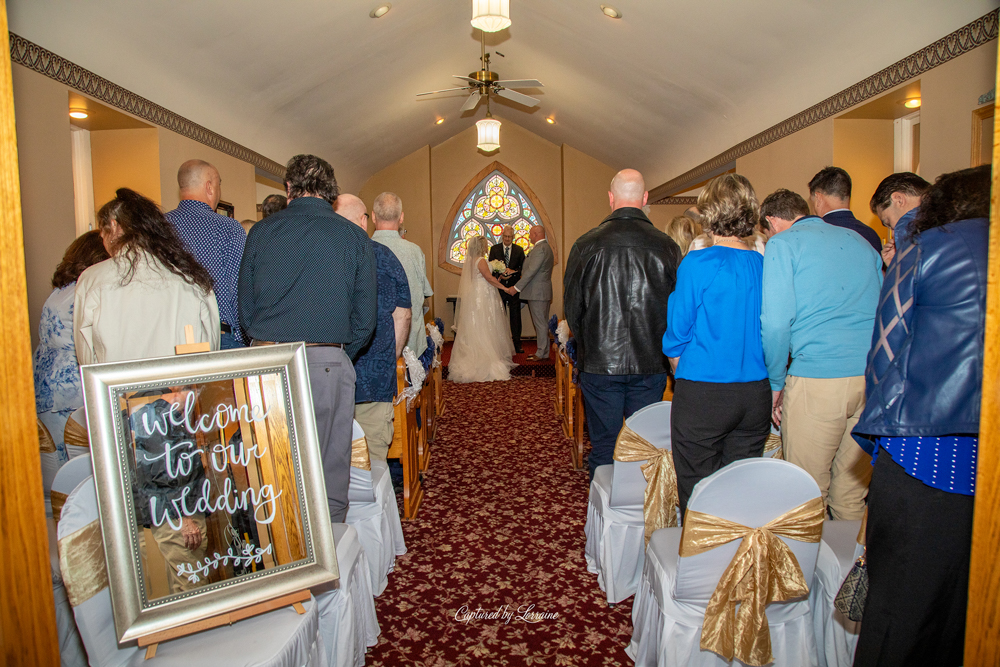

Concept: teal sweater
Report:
left=761, top=216, right=883, bottom=391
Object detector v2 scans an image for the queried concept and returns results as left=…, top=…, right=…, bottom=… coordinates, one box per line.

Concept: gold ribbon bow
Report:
left=64, top=414, right=90, bottom=449
left=57, top=520, right=110, bottom=607
left=38, top=419, right=56, bottom=453
left=763, top=432, right=783, bottom=460
left=351, top=436, right=371, bottom=471
left=613, top=424, right=679, bottom=543
left=680, top=496, right=825, bottom=666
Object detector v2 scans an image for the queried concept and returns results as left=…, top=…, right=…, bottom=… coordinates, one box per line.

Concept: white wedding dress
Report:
left=449, top=256, right=516, bottom=383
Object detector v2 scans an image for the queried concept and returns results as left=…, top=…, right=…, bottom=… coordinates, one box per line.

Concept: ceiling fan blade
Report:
left=496, top=87, right=540, bottom=108
left=495, top=79, right=544, bottom=89
left=453, top=75, right=482, bottom=85
left=416, top=87, right=471, bottom=97
left=460, top=92, right=483, bottom=113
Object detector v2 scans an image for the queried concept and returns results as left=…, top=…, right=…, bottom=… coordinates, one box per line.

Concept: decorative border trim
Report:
left=437, top=161, right=558, bottom=276
left=651, top=197, right=697, bottom=206
left=649, top=9, right=998, bottom=203
left=9, top=33, right=286, bottom=180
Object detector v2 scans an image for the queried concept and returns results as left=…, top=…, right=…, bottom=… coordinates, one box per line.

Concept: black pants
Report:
left=671, top=378, right=770, bottom=515
left=579, top=372, right=668, bottom=480
left=499, top=288, right=521, bottom=347
left=854, top=451, right=974, bottom=667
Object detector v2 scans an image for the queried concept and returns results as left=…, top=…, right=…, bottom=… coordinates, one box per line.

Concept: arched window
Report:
left=439, top=162, right=555, bottom=274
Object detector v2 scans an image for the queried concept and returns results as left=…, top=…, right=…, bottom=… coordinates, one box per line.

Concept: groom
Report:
left=489, top=225, right=526, bottom=353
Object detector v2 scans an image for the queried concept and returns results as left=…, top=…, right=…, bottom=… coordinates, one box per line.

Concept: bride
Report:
left=449, top=235, right=518, bottom=383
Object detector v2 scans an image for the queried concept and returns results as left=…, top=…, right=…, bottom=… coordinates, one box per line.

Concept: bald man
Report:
left=335, top=194, right=411, bottom=461
left=564, top=169, right=682, bottom=479
left=488, top=224, right=527, bottom=353
left=165, top=159, right=247, bottom=348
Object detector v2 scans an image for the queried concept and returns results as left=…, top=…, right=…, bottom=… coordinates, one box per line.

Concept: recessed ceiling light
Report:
left=903, top=97, right=921, bottom=109
left=436, top=118, right=445, bottom=125
left=369, top=3, right=391, bottom=19
left=69, top=107, right=88, bottom=119
left=600, top=5, right=622, bottom=19
left=545, top=117, right=555, bottom=124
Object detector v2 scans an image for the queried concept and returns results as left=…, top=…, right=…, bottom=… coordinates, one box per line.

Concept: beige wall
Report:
left=920, top=43, right=997, bottom=181
left=91, top=128, right=161, bottom=206
left=833, top=119, right=894, bottom=237
left=359, top=121, right=619, bottom=337
left=430, top=121, right=563, bottom=337
left=359, top=144, right=432, bottom=279
left=735, top=119, right=835, bottom=201
left=646, top=204, right=691, bottom=233
left=12, top=65, right=77, bottom=348
left=158, top=129, right=257, bottom=221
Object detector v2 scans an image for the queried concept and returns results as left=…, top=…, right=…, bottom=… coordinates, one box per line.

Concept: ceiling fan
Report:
left=416, top=34, right=544, bottom=112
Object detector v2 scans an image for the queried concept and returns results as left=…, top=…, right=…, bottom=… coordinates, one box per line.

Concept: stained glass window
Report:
left=446, top=170, right=544, bottom=268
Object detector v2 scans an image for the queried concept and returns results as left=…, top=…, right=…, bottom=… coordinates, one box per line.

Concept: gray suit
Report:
left=516, top=239, right=554, bottom=358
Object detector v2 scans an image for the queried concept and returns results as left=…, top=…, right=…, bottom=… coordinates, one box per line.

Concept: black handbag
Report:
left=834, top=549, right=868, bottom=622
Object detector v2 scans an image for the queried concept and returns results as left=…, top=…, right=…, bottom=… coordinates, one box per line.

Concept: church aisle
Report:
left=367, top=376, right=635, bottom=666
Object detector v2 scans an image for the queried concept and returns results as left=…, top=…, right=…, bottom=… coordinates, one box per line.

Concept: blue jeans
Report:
left=578, top=372, right=668, bottom=479
left=220, top=332, right=245, bottom=350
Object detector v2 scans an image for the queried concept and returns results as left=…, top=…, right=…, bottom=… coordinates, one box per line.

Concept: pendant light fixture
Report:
left=476, top=89, right=501, bottom=152
left=471, top=0, right=511, bottom=33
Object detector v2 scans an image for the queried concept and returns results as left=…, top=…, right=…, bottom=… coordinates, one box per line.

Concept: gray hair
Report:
left=373, top=192, right=403, bottom=224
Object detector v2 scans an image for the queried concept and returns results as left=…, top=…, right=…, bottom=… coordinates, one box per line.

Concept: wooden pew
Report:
left=418, top=377, right=432, bottom=472
left=387, top=358, right=423, bottom=520
left=433, top=346, right=445, bottom=418
left=562, top=349, right=586, bottom=470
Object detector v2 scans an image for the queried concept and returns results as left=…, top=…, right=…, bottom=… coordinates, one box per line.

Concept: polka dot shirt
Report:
left=876, top=435, right=978, bottom=496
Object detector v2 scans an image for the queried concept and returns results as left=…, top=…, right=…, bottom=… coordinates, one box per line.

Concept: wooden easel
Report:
left=142, top=326, right=309, bottom=659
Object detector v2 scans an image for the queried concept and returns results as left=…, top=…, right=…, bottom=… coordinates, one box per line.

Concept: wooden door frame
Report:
left=0, top=0, right=60, bottom=662
left=966, top=37, right=1000, bottom=666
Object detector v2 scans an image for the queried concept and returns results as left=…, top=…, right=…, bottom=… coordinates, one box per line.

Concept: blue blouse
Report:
left=876, top=437, right=977, bottom=496
left=33, top=284, right=83, bottom=462
left=662, top=246, right=767, bottom=383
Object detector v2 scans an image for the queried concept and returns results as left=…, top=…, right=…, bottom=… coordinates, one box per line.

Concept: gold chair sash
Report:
left=351, top=436, right=371, bottom=471
left=64, top=415, right=90, bottom=449
left=58, top=520, right=109, bottom=607
left=38, top=419, right=56, bottom=453
left=51, top=490, right=69, bottom=523
left=679, top=496, right=825, bottom=667
left=613, top=424, right=678, bottom=543
left=763, top=432, right=783, bottom=460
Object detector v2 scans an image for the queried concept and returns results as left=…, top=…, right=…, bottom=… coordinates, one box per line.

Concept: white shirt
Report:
left=74, top=252, right=220, bottom=365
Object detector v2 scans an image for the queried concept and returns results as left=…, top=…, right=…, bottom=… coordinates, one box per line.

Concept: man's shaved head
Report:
left=178, top=160, right=217, bottom=191
left=529, top=225, right=545, bottom=243
left=609, top=169, right=647, bottom=210
left=177, top=159, right=221, bottom=208
left=334, top=194, right=369, bottom=230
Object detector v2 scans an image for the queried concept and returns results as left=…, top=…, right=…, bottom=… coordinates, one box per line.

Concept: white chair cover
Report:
left=345, top=421, right=407, bottom=596
left=313, top=524, right=381, bottom=667
left=584, top=401, right=672, bottom=604
left=627, top=458, right=829, bottom=667
left=811, top=520, right=864, bottom=667
left=50, top=456, right=92, bottom=667
left=57, top=477, right=327, bottom=667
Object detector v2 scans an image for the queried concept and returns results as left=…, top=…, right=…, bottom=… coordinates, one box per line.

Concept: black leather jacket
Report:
left=564, top=207, right=681, bottom=375
left=853, top=218, right=988, bottom=452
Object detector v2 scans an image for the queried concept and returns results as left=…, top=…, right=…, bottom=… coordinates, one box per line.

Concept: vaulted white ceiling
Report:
left=9, top=1, right=997, bottom=193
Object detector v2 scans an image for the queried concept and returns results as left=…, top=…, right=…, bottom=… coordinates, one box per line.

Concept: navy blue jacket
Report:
left=823, top=210, right=883, bottom=256
left=853, top=218, right=988, bottom=453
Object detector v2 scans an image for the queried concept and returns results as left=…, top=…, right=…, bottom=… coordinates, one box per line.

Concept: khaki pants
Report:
left=782, top=375, right=871, bottom=520
left=142, top=514, right=208, bottom=594
left=354, top=401, right=395, bottom=462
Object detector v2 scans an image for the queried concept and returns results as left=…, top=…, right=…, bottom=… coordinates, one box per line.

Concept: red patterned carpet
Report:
left=367, top=377, right=636, bottom=666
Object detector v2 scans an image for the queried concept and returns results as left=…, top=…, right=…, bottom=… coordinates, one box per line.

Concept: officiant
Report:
left=489, top=225, right=526, bottom=354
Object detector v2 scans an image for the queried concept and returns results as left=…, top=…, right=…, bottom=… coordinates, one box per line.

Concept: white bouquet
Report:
left=488, top=259, right=506, bottom=274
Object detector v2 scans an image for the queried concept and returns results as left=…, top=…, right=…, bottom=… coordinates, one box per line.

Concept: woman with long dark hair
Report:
left=74, top=187, right=220, bottom=364
left=34, top=230, right=108, bottom=511
left=852, top=165, right=991, bottom=666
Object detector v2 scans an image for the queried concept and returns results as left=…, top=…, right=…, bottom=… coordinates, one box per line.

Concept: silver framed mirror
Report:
left=79, top=343, right=338, bottom=645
